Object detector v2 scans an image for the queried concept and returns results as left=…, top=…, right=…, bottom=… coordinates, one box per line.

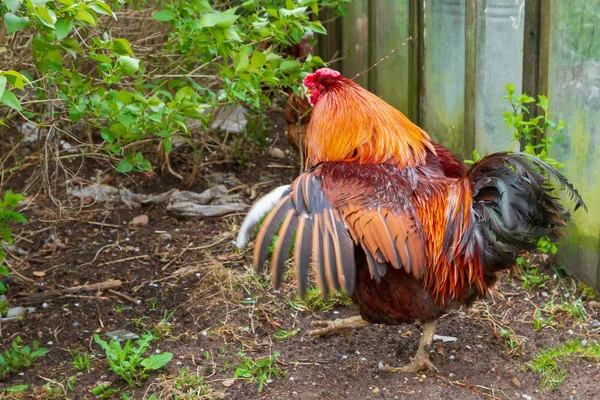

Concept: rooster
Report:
left=236, top=68, right=585, bottom=373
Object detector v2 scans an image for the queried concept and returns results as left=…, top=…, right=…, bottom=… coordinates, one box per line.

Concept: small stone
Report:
left=434, top=334, right=457, bottom=343
left=522, top=395, right=532, bottom=400
left=73, top=322, right=80, bottom=327
left=269, top=147, right=286, bottom=160
left=159, top=232, right=172, bottom=241
left=418, top=378, right=424, bottom=383
left=589, top=320, right=600, bottom=329
left=511, top=377, right=521, bottom=389
left=42, top=303, right=49, bottom=309
left=449, top=355, right=456, bottom=360
left=222, top=378, right=235, bottom=387
left=132, top=214, right=149, bottom=227
left=105, top=330, right=139, bottom=342
left=289, top=376, right=295, bottom=381
left=372, top=388, right=380, bottom=394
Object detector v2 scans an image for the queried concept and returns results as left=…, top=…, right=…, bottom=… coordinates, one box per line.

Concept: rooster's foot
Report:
left=381, top=350, right=438, bottom=374
left=308, top=316, right=370, bottom=343
left=381, top=318, right=439, bottom=374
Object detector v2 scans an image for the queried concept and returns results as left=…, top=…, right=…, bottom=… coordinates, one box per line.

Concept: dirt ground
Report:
left=1, top=112, right=599, bottom=400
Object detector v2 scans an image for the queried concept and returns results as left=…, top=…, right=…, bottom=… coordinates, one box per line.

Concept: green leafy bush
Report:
left=1, top=0, right=348, bottom=177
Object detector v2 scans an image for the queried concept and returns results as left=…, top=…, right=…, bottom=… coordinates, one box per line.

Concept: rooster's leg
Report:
left=308, top=316, right=370, bottom=343
left=383, top=319, right=439, bottom=374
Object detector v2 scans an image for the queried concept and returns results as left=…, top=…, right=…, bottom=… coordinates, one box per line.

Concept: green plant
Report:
left=533, top=309, right=556, bottom=332
left=303, top=287, right=353, bottom=311
left=1, top=0, right=348, bottom=178
left=69, top=350, right=91, bottom=373
left=503, top=83, right=565, bottom=168
left=528, top=340, right=600, bottom=391
left=153, top=309, right=176, bottom=340
left=93, top=332, right=172, bottom=385
left=273, top=328, right=299, bottom=341
left=0, top=189, right=27, bottom=314
left=41, top=376, right=77, bottom=399
left=156, top=367, right=220, bottom=400
left=234, top=352, right=286, bottom=392
left=0, top=337, right=48, bottom=377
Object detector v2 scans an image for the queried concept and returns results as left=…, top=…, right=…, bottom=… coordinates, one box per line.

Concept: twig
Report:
left=97, top=254, right=150, bottom=267
left=108, top=289, right=140, bottom=304
left=16, top=279, right=122, bottom=303
left=352, top=36, right=413, bottom=81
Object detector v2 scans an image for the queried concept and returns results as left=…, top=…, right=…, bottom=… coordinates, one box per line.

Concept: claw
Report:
left=381, top=354, right=439, bottom=374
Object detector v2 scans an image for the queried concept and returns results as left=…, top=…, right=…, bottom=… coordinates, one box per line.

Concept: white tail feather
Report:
left=235, top=185, right=292, bottom=249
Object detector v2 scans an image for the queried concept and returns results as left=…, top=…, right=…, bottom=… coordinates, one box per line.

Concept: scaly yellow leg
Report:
left=382, top=319, right=439, bottom=374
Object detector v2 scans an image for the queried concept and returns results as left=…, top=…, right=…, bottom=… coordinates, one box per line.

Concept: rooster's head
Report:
left=303, top=68, right=344, bottom=106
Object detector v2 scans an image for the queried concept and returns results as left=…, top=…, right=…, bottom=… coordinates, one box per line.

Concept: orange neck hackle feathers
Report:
left=303, top=68, right=436, bottom=168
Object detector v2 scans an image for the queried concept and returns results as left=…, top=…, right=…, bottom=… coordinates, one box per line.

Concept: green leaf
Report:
left=55, top=19, right=74, bottom=40
left=75, top=8, right=97, bottom=26
left=118, top=56, right=140, bottom=75
left=233, top=47, right=249, bottom=73
left=0, top=76, right=6, bottom=100
left=4, top=0, right=22, bottom=13
left=152, top=9, right=176, bottom=22
left=4, top=12, right=29, bottom=33
left=34, top=6, right=56, bottom=28
left=279, top=59, right=300, bottom=72
left=3, top=385, right=28, bottom=393
left=250, top=51, right=266, bottom=69
left=3, top=210, right=27, bottom=223
left=0, top=90, right=22, bottom=111
left=0, top=265, right=8, bottom=277
left=140, top=352, right=172, bottom=370
left=193, top=0, right=213, bottom=12
left=111, top=38, right=133, bottom=56
left=89, top=2, right=115, bottom=19
left=116, top=160, right=133, bottom=173
left=279, top=7, right=307, bottom=18
left=198, top=12, right=239, bottom=29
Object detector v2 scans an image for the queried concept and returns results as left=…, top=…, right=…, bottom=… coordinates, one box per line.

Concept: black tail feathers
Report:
left=468, top=152, right=586, bottom=271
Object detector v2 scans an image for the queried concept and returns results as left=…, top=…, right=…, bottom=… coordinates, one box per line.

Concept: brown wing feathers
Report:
left=253, top=169, right=356, bottom=298
left=252, top=164, right=426, bottom=298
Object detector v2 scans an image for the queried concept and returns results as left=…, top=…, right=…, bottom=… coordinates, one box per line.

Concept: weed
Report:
left=234, top=352, right=286, bottom=392
left=94, top=332, right=172, bottom=385
left=40, top=376, right=77, bottom=399
left=528, top=340, right=600, bottom=391
left=517, top=258, right=551, bottom=291
left=69, top=350, right=91, bottom=373
left=153, top=367, right=221, bottom=400
left=153, top=310, right=176, bottom=340
left=0, top=337, right=48, bottom=377
left=543, top=298, right=587, bottom=322
left=273, top=329, right=300, bottom=341
left=533, top=309, right=556, bottom=332
left=303, top=287, right=353, bottom=312
left=90, top=384, right=119, bottom=399
left=499, top=329, right=522, bottom=353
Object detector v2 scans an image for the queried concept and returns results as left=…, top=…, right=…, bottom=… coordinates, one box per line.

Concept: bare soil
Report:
left=1, top=112, right=599, bottom=400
